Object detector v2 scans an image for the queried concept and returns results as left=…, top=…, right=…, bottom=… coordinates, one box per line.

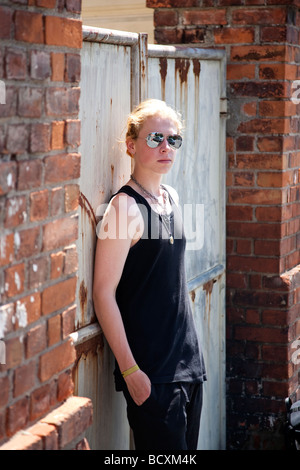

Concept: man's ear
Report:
left=126, top=137, right=136, bottom=156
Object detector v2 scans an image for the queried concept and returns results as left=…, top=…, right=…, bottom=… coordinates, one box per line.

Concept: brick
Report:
left=15, top=11, right=44, bottom=44
left=42, top=276, right=77, bottom=316
left=229, top=153, right=286, bottom=170
left=62, top=305, right=76, bottom=338
left=51, top=53, right=65, bottom=82
left=65, top=120, right=80, bottom=147
left=257, top=171, right=293, bottom=188
left=18, top=87, right=43, bottom=118
left=39, top=338, right=76, bottom=382
left=43, top=215, right=78, bottom=251
left=260, top=26, right=287, bottom=43
left=227, top=255, right=279, bottom=274
left=44, top=153, right=80, bottom=183
left=255, top=206, right=282, bottom=222
left=57, top=369, right=73, bottom=402
left=0, top=6, right=13, bottom=39
left=256, top=137, right=283, bottom=152
left=259, top=64, right=286, bottom=80
left=147, top=0, right=198, bottom=6
left=51, top=121, right=65, bottom=149
left=233, top=290, right=291, bottom=310
left=183, top=9, right=227, bottom=26
left=231, top=7, right=286, bottom=25
left=4, top=195, right=27, bottom=228
left=65, top=53, right=81, bottom=82
left=50, top=187, right=64, bottom=216
left=36, top=0, right=57, bottom=8
left=26, top=323, right=47, bottom=358
left=0, top=86, right=17, bottom=119
left=45, top=16, right=82, bottom=48
left=154, top=28, right=183, bottom=45
left=0, top=303, right=15, bottom=338
left=14, top=226, right=41, bottom=260
left=233, top=171, right=254, bottom=187
left=6, top=397, right=29, bottom=437
left=6, top=124, right=29, bottom=154
left=154, top=9, right=178, bottom=27
left=16, top=293, right=41, bottom=325
left=181, top=28, right=205, bottom=44
left=29, top=422, right=58, bottom=450
left=236, top=239, right=252, bottom=254
left=214, top=26, right=254, bottom=44
left=28, top=257, right=49, bottom=289
left=14, top=361, right=36, bottom=397
left=30, top=190, right=49, bottom=222
left=48, top=314, right=61, bottom=346
left=259, top=100, right=295, bottom=117
left=18, top=159, right=43, bottom=190
left=65, top=184, right=79, bottom=212
left=4, top=263, right=25, bottom=298
left=237, top=118, right=289, bottom=134
left=64, top=245, right=78, bottom=275
left=0, top=233, right=14, bottom=267
left=30, top=123, right=51, bottom=153
left=41, top=396, right=92, bottom=448
left=226, top=205, right=253, bottom=221
left=45, top=87, right=80, bottom=117
left=231, top=45, right=286, bottom=62
left=66, top=0, right=82, bottom=14
left=236, top=136, right=254, bottom=152
left=242, top=101, right=256, bottom=117
left=254, top=240, right=280, bottom=256
left=5, top=336, right=23, bottom=370
left=231, top=81, right=286, bottom=99
left=5, top=48, right=27, bottom=80
left=0, top=162, right=16, bottom=195
left=0, top=430, right=42, bottom=450
left=0, top=376, right=9, bottom=408
left=30, top=50, right=51, bottom=80
left=30, top=383, right=52, bottom=421
left=227, top=220, right=282, bottom=239
left=50, top=251, right=65, bottom=279
left=228, top=188, right=283, bottom=205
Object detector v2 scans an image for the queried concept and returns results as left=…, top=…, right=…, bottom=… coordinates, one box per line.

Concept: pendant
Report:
left=169, top=235, right=174, bottom=245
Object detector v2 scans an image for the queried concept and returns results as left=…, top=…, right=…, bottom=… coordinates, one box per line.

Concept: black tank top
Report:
left=113, top=185, right=206, bottom=390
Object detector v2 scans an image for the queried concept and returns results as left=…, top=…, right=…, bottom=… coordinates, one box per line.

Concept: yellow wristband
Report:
left=122, top=364, right=139, bottom=378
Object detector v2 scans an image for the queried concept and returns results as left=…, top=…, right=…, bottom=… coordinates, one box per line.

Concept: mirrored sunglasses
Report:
left=145, top=132, right=183, bottom=150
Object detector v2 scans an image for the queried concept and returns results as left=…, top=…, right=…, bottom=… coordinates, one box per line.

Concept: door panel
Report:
left=74, top=26, right=226, bottom=450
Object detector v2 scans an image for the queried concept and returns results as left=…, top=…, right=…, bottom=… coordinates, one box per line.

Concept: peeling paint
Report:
left=14, top=232, right=20, bottom=251
left=14, top=271, right=21, bottom=291
left=7, top=173, right=12, bottom=187
left=16, top=300, right=28, bottom=328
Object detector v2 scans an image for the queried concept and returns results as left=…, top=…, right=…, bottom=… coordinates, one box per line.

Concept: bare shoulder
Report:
left=162, top=184, right=179, bottom=206
left=97, top=191, right=143, bottom=243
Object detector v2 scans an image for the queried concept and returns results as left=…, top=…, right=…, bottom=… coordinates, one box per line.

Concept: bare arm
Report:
left=93, top=194, right=151, bottom=405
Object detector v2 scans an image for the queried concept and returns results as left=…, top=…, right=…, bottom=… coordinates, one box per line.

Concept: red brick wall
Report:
left=0, top=0, right=92, bottom=449
left=147, top=0, right=300, bottom=449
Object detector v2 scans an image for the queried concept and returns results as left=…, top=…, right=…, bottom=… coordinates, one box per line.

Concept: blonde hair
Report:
left=125, top=99, right=183, bottom=157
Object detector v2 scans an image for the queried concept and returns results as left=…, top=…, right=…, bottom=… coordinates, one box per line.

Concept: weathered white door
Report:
left=73, top=25, right=226, bottom=450
left=147, top=46, right=227, bottom=450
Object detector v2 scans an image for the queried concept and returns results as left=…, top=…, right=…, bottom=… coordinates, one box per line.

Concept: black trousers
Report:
left=122, top=382, right=203, bottom=450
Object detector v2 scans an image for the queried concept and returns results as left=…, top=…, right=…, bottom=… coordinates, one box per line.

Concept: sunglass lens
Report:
left=168, top=135, right=182, bottom=149
left=146, top=133, right=164, bottom=148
